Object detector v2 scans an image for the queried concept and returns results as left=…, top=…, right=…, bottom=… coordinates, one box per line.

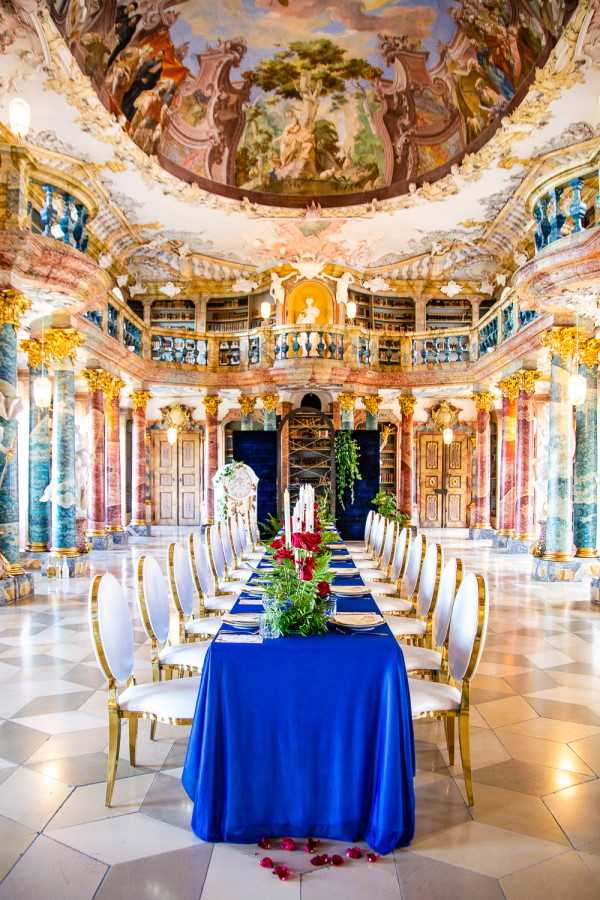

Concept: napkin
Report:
left=216, top=633, right=263, bottom=644
left=237, top=597, right=265, bottom=607
left=332, top=585, right=372, bottom=596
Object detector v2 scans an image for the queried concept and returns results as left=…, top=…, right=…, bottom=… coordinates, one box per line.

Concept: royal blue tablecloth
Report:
left=182, top=545, right=415, bottom=854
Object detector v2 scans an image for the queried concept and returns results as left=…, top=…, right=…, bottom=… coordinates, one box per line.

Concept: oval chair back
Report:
left=136, top=554, right=170, bottom=647
left=415, top=543, right=443, bottom=631
left=402, top=532, right=428, bottom=600
left=388, top=528, right=409, bottom=583
left=249, top=508, right=260, bottom=546
left=379, top=520, right=397, bottom=575
left=89, top=572, right=135, bottom=687
left=230, top=515, right=244, bottom=561
left=168, top=542, right=196, bottom=641
left=371, top=515, right=386, bottom=561
left=219, top=521, right=235, bottom=572
left=432, top=558, right=463, bottom=655
left=188, top=531, right=215, bottom=609
left=448, top=572, right=489, bottom=686
left=208, top=525, right=227, bottom=583
left=366, top=512, right=380, bottom=552
left=364, top=509, right=374, bottom=547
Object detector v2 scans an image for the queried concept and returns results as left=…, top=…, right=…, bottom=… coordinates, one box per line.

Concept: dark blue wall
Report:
left=335, top=431, right=380, bottom=540
left=232, top=431, right=278, bottom=528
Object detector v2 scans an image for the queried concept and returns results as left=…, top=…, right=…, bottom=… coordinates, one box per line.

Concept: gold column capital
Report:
left=498, top=374, right=520, bottom=400
left=45, top=328, right=84, bottom=363
left=203, top=395, right=220, bottom=418
left=473, top=391, right=494, bottom=412
left=261, top=391, right=279, bottom=413
left=102, top=374, right=125, bottom=401
left=81, top=367, right=107, bottom=392
left=0, top=289, right=29, bottom=327
left=580, top=338, right=600, bottom=368
left=399, top=395, right=416, bottom=417
left=363, top=394, right=381, bottom=415
left=20, top=338, right=49, bottom=369
left=338, top=391, right=357, bottom=412
left=517, top=369, right=542, bottom=394
left=540, top=326, right=580, bottom=362
left=239, top=394, right=257, bottom=417
left=130, top=389, right=151, bottom=411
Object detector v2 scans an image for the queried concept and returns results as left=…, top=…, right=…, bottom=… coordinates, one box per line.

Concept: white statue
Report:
left=322, top=270, right=353, bottom=306
left=297, top=296, right=320, bottom=326
left=269, top=271, right=294, bottom=306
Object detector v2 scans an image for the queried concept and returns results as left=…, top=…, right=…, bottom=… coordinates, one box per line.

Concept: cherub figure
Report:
left=269, top=270, right=294, bottom=305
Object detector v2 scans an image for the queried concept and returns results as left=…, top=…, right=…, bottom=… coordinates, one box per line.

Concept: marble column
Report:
left=399, top=396, right=416, bottom=521
left=104, top=375, right=128, bottom=545
left=81, top=369, right=108, bottom=549
left=26, top=350, right=51, bottom=551
left=363, top=394, right=380, bottom=431
left=495, top=375, right=519, bottom=548
left=511, top=371, right=540, bottom=551
left=239, top=394, right=256, bottom=431
left=261, top=392, right=279, bottom=431
left=0, top=290, right=29, bottom=571
left=574, top=340, right=600, bottom=558
left=203, top=395, right=220, bottom=522
left=129, top=390, right=152, bottom=536
left=534, top=328, right=581, bottom=581
left=338, top=392, right=356, bottom=430
left=279, top=400, right=293, bottom=500
left=470, top=391, right=494, bottom=539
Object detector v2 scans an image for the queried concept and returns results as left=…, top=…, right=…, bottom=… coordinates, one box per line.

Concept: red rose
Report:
left=331, top=854, right=344, bottom=866
left=317, top=581, right=331, bottom=597
left=366, top=852, right=379, bottom=863
left=271, top=537, right=285, bottom=550
left=346, top=847, right=363, bottom=859
left=280, top=837, right=296, bottom=851
left=292, top=531, right=321, bottom=552
left=259, top=857, right=273, bottom=868
left=298, top=558, right=315, bottom=581
left=274, top=548, right=294, bottom=563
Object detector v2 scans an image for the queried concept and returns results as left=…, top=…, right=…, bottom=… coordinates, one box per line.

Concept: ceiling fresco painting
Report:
left=47, top=0, right=574, bottom=207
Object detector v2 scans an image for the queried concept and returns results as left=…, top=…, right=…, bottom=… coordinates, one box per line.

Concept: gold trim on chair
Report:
left=167, top=542, right=216, bottom=643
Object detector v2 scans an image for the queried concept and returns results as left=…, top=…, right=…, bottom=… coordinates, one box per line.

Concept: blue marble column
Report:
left=339, top=394, right=355, bottom=430
left=261, top=393, right=279, bottom=431
left=28, top=363, right=50, bottom=550
left=364, top=396, right=380, bottom=431
left=543, top=351, right=574, bottom=562
left=574, top=361, right=598, bottom=557
left=0, top=319, right=21, bottom=564
left=51, top=360, right=77, bottom=556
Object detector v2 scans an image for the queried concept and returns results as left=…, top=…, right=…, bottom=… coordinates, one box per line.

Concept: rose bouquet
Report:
left=263, top=530, right=333, bottom=636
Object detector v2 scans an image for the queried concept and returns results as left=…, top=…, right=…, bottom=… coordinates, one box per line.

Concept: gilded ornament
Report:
left=518, top=370, right=542, bottom=394
left=430, top=401, right=458, bottom=430
left=498, top=374, right=521, bottom=400
left=540, top=327, right=580, bottom=362
left=239, top=395, right=257, bottom=417
left=363, top=394, right=381, bottom=416
left=261, top=392, right=279, bottom=413
left=399, top=396, right=416, bottom=417
left=20, top=338, right=48, bottom=369
left=81, top=368, right=107, bottom=392
left=338, top=392, right=357, bottom=413
left=579, top=338, right=600, bottom=368
left=130, top=390, right=152, bottom=411
left=0, top=289, right=29, bottom=327
left=102, top=374, right=125, bottom=400
left=162, top=403, right=192, bottom=430
left=45, top=328, right=83, bottom=363
left=473, top=391, right=494, bottom=412
left=203, top=395, right=220, bottom=418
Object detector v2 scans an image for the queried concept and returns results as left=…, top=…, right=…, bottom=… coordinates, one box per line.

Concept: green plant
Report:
left=263, top=549, right=333, bottom=636
left=335, top=431, right=362, bottom=509
left=371, top=489, right=409, bottom=527
left=259, top=513, right=281, bottom=541
left=317, top=488, right=334, bottom=528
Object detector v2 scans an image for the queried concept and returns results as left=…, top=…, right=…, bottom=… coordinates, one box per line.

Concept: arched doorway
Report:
left=279, top=408, right=335, bottom=510
left=300, top=392, right=322, bottom=410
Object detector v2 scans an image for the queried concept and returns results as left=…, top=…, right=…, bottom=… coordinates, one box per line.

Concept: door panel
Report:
left=178, top=433, right=201, bottom=525
left=419, top=433, right=443, bottom=527
left=418, top=431, right=470, bottom=528
left=153, top=433, right=178, bottom=525
left=445, top=435, right=469, bottom=527
left=152, top=431, right=202, bottom=525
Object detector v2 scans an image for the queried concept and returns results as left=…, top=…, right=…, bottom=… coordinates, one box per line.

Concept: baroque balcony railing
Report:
left=30, top=181, right=91, bottom=253
left=274, top=329, right=344, bottom=362
left=532, top=167, right=599, bottom=254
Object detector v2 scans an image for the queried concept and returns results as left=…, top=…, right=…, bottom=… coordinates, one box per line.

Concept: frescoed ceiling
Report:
left=46, top=0, right=575, bottom=207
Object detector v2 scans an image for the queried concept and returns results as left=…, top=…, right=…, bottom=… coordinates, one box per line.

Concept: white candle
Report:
left=284, top=489, right=291, bottom=548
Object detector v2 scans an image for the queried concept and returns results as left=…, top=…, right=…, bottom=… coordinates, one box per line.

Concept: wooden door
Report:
left=178, top=432, right=202, bottom=525
left=419, top=432, right=443, bottom=527
left=153, top=432, right=178, bottom=525
left=445, top=433, right=470, bottom=527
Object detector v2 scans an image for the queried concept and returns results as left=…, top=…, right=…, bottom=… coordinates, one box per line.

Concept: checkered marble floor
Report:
left=0, top=529, right=599, bottom=899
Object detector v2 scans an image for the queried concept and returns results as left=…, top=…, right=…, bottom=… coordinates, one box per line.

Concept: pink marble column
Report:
left=473, top=392, right=493, bottom=531
left=129, top=390, right=151, bottom=535
left=514, top=372, right=538, bottom=542
left=104, top=376, right=127, bottom=544
left=497, top=376, right=519, bottom=539
left=203, top=395, right=220, bottom=522
left=399, top=396, right=416, bottom=520
left=81, top=369, right=108, bottom=549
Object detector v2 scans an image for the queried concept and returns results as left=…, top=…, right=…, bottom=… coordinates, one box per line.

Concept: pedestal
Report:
left=532, top=557, right=585, bottom=582
left=591, top=577, right=600, bottom=607
left=507, top=537, right=535, bottom=554
left=37, top=551, right=90, bottom=578
left=0, top=571, right=34, bottom=605
left=493, top=531, right=513, bottom=550
left=469, top=527, right=495, bottom=540
left=88, top=533, right=110, bottom=550
left=127, top=522, right=151, bottom=537
left=108, top=528, right=128, bottom=547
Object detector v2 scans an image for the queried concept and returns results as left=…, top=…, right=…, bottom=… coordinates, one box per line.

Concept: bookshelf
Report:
left=219, top=339, right=241, bottom=366
left=287, top=411, right=334, bottom=504
left=206, top=296, right=249, bottom=333
left=151, top=299, right=195, bottom=331
left=378, top=338, right=401, bottom=366
left=348, top=289, right=372, bottom=328
left=426, top=299, right=472, bottom=330
left=378, top=422, right=397, bottom=495
left=372, top=296, right=415, bottom=331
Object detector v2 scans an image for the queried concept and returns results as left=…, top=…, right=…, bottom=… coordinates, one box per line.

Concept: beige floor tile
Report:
left=0, top=766, right=72, bottom=831
left=200, top=843, right=302, bottom=899
left=525, top=650, right=573, bottom=669
left=447, top=727, right=511, bottom=772
left=45, top=773, right=156, bottom=829
left=477, top=696, right=538, bottom=729
left=543, top=780, right=600, bottom=849
left=302, top=849, right=401, bottom=899
left=394, top=851, right=504, bottom=899
left=412, top=820, right=565, bottom=878
left=0, top=814, right=36, bottom=880
left=0, top=835, right=106, bottom=900
left=525, top=687, right=600, bottom=707
left=476, top=662, right=531, bottom=678
left=471, top=674, right=515, bottom=695
left=569, top=733, right=600, bottom=775
left=500, top=850, right=599, bottom=900
left=500, top=717, right=600, bottom=744
left=473, top=758, right=592, bottom=797
left=454, top=780, right=568, bottom=845
left=26, top=728, right=108, bottom=764
left=496, top=729, right=594, bottom=775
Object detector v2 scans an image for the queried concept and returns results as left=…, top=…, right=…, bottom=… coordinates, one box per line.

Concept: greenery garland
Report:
left=371, top=489, right=409, bottom=527
left=334, top=431, right=362, bottom=509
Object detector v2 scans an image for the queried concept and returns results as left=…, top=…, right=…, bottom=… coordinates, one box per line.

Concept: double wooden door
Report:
left=152, top=431, right=202, bottom=525
left=418, top=431, right=470, bottom=528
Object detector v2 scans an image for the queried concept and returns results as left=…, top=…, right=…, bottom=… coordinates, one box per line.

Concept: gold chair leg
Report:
left=106, top=709, right=121, bottom=807
left=458, top=710, right=474, bottom=806
left=128, top=716, right=138, bottom=767
left=150, top=720, right=157, bottom=741
left=444, top=716, right=455, bottom=767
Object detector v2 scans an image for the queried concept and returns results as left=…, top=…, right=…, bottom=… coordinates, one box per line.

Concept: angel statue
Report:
left=269, top=270, right=295, bottom=306
left=297, top=296, right=320, bottom=326
left=322, top=270, right=353, bottom=306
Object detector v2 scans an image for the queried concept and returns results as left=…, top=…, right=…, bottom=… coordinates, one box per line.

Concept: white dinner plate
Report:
left=332, top=613, right=383, bottom=629
left=332, top=585, right=371, bottom=596
left=222, top=613, right=261, bottom=628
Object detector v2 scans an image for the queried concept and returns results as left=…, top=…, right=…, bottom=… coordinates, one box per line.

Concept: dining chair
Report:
left=376, top=531, right=428, bottom=614
left=188, top=531, right=238, bottom=614
left=408, top=571, right=489, bottom=805
left=365, top=527, right=410, bottom=596
left=219, top=521, right=251, bottom=581
left=168, top=541, right=225, bottom=642
left=247, top=508, right=264, bottom=552
left=89, top=571, right=200, bottom=806
left=347, top=511, right=379, bottom=559
left=357, top=520, right=397, bottom=579
left=384, top=541, right=442, bottom=640
left=207, top=525, right=248, bottom=593
left=236, top=512, right=263, bottom=562
left=401, top=557, right=463, bottom=675
left=345, top=509, right=374, bottom=553
left=353, top=514, right=385, bottom=564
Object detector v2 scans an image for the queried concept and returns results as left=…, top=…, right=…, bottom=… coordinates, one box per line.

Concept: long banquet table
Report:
left=182, top=537, right=415, bottom=854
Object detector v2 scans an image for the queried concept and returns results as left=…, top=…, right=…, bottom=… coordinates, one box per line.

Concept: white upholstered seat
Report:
left=168, top=542, right=226, bottom=641
left=384, top=615, right=425, bottom=637
left=401, top=644, right=441, bottom=672
left=376, top=596, right=412, bottom=614
left=159, top=642, right=208, bottom=669
left=119, top=676, right=202, bottom=718
left=186, top=616, right=223, bottom=637
left=408, top=679, right=461, bottom=716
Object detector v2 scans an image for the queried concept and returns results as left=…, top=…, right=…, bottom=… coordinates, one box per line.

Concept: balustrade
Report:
left=151, top=332, right=208, bottom=366
left=274, top=329, right=344, bottom=361
left=412, top=333, right=470, bottom=366
left=34, top=183, right=89, bottom=252
left=533, top=170, right=599, bottom=253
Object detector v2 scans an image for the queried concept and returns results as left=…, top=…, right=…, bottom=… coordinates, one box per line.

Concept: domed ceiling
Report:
left=47, top=0, right=574, bottom=208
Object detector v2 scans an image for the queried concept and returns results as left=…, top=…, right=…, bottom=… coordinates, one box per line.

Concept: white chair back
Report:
left=89, top=572, right=134, bottom=685
left=432, top=558, right=463, bottom=650
left=250, top=510, right=261, bottom=546
left=168, top=542, right=195, bottom=618
left=366, top=512, right=380, bottom=551
left=230, top=516, right=244, bottom=559
left=371, top=515, right=386, bottom=559
left=416, top=542, right=443, bottom=618
left=219, top=520, right=235, bottom=571
left=448, top=573, right=488, bottom=683
left=208, top=525, right=227, bottom=581
left=389, top=528, right=409, bottom=582
left=189, top=531, right=216, bottom=599
left=380, top=520, right=397, bottom=571
left=402, top=532, right=427, bottom=599
left=137, top=554, right=170, bottom=645
left=364, top=509, right=374, bottom=545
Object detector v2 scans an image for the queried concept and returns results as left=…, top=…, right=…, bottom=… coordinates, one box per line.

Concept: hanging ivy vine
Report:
left=335, top=431, right=362, bottom=509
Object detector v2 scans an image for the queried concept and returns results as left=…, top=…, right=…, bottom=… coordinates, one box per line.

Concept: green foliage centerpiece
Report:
left=263, top=529, right=333, bottom=637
